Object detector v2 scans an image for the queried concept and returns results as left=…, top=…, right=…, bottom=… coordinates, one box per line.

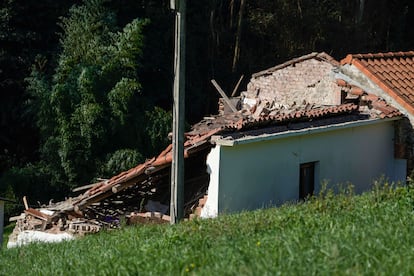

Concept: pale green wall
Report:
left=215, top=121, right=405, bottom=214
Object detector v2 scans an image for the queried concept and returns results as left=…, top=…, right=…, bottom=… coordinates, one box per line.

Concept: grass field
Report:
left=1, top=183, right=414, bottom=275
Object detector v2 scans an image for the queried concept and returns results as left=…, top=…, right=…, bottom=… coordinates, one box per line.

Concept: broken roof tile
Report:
left=336, top=78, right=402, bottom=119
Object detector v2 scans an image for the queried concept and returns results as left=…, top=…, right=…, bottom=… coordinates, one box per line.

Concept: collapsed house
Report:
left=8, top=52, right=408, bottom=246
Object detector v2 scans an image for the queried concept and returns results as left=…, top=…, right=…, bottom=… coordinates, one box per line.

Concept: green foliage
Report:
left=0, top=184, right=19, bottom=220
left=25, top=0, right=154, bottom=191
left=2, top=184, right=414, bottom=274
left=0, top=0, right=75, bottom=176
left=144, top=106, right=172, bottom=154
left=100, top=149, right=144, bottom=178
left=3, top=0, right=414, bottom=212
left=0, top=162, right=67, bottom=204
left=108, top=78, right=140, bottom=124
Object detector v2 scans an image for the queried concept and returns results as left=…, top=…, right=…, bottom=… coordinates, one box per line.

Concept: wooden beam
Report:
left=211, top=79, right=238, bottom=113
left=72, top=183, right=98, bottom=193
left=24, top=208, right=51, bottom=221
left=231, top=75, right=244, bottom=97
left=22, top=196, right=28, bottom=210
left=9, top=214, right=25, bottom=222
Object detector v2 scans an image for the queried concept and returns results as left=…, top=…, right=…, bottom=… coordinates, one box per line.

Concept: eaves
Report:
left=212, top=117, right=401, bottom=147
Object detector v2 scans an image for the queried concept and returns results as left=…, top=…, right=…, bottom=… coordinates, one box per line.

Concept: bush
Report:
left=100, top=149, right=144, bottom=177
left=0, top=163, right=69, bottom=207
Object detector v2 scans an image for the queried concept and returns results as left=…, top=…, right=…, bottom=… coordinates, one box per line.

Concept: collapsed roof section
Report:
left=56, top=82, right=401, bottom=215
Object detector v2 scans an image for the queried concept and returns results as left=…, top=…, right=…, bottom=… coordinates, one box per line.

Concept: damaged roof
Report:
left=336, top=79, right=402, bottom=119
left=69, top=85, right=401, bottom=211
left=341, top=51, right=414, bottom=114
left=10, top=52, right=404, bottom=241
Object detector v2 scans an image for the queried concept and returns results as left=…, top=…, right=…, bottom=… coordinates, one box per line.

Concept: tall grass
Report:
left=2, top=223, right=15, bottom=250
left=1, top=182, right=414, bottom=275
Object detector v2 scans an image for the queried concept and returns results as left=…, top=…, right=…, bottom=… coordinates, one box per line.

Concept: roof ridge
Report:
left=253, top=52, right=338, bottom=78
left=341, top=51, right=414, bottom=64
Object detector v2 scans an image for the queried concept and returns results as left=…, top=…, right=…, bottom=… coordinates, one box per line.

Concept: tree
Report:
left=0, top=0, right=76, bottom=176
left=2, top=0, right=414, bottom=207
left=25, top=0, right=170, bottom=193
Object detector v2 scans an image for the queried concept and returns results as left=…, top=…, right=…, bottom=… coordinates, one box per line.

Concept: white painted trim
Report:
left=213, top=117, right=400, bottom=146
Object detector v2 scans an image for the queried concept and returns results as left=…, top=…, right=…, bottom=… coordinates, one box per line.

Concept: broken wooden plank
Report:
left=23, top=196, right=28, bottom=210
left=111, top=184, right=123, bottom=194
left=145, top=163, right=170, bottom=175
left=9, top=214, right=25, bottom=222
left=231, top=75, right=244, bottom=97
left=211, top=79, right=238, bottom=113
left=110, top=175, right=147, bottom=194
left=72, top=183, right=98, bottom=193
left=24, top=208, right=51, bottom=221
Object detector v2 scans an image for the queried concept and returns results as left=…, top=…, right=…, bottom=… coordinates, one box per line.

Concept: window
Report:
left=299, top=162, right=315, bottom=200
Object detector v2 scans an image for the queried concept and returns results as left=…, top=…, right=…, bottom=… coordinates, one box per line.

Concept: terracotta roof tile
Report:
left=341, top=51, right=414, bottom=114
left=395, top=71, right=404, bottom=80
left=336, top=78, right=402, bottom=119
left=350, top=86, right=364, bottom=96
left=403, top=78, right=412, bottom=88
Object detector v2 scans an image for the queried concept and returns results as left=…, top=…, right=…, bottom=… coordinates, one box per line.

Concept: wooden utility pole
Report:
left=0, top=199, right=4, bottom=248
left=0, top=197, right=16, bottom=249
left=170, top=0, right=186, bottom=224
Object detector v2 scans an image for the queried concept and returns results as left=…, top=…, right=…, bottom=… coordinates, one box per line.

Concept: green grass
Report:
left=1, top=183, right=414, bottom=275
left=2, top=223, right=15, bottom=250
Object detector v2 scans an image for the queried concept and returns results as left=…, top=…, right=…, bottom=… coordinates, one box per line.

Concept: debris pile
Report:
left=7, top=175, right=207, bottom=248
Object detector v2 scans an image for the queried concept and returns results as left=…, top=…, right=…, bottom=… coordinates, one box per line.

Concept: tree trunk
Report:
left=232, top=0, right=245, bottom=73
left=230, top=0, right=235, bottom=28
left=356, top=0, right=365, bottom=23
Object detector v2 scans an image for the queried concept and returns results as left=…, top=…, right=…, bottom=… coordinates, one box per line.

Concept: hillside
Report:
left=1, top=183, right=414, bottom=275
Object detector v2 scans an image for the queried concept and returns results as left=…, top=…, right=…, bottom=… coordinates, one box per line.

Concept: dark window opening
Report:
left=299, top=162, right=315, bottom=200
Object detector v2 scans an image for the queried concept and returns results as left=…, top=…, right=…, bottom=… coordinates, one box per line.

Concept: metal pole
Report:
left=170, top=0, right=186, bottom=224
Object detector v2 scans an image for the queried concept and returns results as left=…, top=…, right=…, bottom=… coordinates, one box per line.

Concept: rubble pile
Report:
left=8, top=172, right=208, bottom=247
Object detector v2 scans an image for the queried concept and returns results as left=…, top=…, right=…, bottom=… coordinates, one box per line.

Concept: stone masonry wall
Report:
left=246, top=58, right=341, bottom=106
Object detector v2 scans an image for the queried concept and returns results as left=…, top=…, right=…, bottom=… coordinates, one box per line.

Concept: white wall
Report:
left=201, top=146, right=221, bottom=218
left=206, top=121, right=406, bottom=215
